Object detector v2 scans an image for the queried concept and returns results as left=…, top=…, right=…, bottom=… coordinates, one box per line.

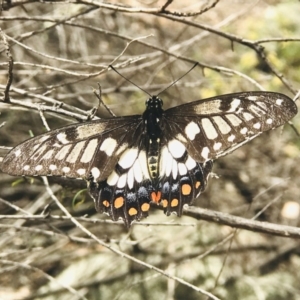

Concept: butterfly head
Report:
left=145, top=96, right=163, bottom=110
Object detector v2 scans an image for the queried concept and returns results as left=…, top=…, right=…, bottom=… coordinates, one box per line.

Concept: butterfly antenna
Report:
left=109, top=65, right=152, bottom=97
left=157, top=62, right=199, bottom=97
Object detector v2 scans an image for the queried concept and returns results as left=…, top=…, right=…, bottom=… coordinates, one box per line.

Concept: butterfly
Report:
left=1, top=91, right=297, bottom=227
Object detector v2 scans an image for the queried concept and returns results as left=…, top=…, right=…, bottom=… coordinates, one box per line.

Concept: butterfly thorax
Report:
left=143, top=96, right=164, bottom=179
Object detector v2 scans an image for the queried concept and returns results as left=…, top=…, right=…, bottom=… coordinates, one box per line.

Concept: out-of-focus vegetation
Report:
left=0, top=1, right=299, bottom=299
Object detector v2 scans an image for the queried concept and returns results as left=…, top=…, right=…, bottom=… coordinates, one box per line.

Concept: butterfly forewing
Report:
left=2, top=116, right=143, bottom=182
left=164, top=92, right=297, bottom=162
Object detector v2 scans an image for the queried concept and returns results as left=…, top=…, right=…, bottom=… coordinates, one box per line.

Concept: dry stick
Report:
left=161, top=0, right=220, bottom=16
left=184, top=206, right=300, bottom=239
left=109, top=34, right=153, bottom=67
left=255, top=37, right=300, bottom=44
left=93, top=84, right=116, bottom=117
left=0, top=28, right=13, bottom=102
left=41, top=177, right=220, bottom=300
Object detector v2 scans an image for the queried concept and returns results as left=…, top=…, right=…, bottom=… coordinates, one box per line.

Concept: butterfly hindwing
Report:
left=89, top=141, right=213, bottom=226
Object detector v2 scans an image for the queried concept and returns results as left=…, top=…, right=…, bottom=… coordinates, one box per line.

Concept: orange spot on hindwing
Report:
left=102, top=200, right=110, bottom=207
left=141, top=203, right=150, bottom=212
left=151, top=191, right=161, bottom=203
left=171, top=198, right=179, bottom=207
left=114, top=196, right=124, bottom=208
left=181, top=184, right=192, bottom=195
left=128, top=207, right=138, bottom=216
left=195, top=181, right=201, bottom=189
left=162, top=199, right=168, bottom=208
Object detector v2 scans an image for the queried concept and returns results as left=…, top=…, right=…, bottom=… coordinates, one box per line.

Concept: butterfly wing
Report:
left=164, top=92, right=297, bottom=162
left=1, top=116, right=144, bottom=182
left=2, top=91, right=296, bottom=227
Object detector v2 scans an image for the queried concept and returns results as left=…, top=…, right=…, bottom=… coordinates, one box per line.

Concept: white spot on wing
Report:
left=178, top=163, right=187, bottom=176
left=202, top=118, right=218, bottom=140
left=14, top=149, right=21, bottom=157
left=138, top=150, right=150, bottom=179
left=242, top=112, right=254, bottom=121
left=76, top=123, right=105, bottom=139
left=168, top=140, right=186, bottom=158
left=115, top=143, right=128, bottom=156
left=127, top=168, right=134, bottom=189
left=117, top=174, right=127, bottom=188
left=49, top=164, right=57, bottom=171
left=247, top=95, right=258, bottom=101
left=193, top=100, right=222, bottom=114
left=24, top=165, right=30, bottom=171
left=100, top=137, right=117, bottom=156
left=55, top=145, right=72, bottom=160
left=226, top=114, right=242, bottom=127
left=118, top=148, right=138, bottom=169
left=213, top=142, right=222, bottom=151
left=57, top=132, right=69, bottom=144
left=172, top=161, right=178, bottom=179
left=165, top=157, right=173, bottom=177
left=212, top=116, right=231, bottom=134
left=80, top=139, right=98, bottom=163
left=227, top=99, right=241, bottom=112
left=185, top=121, right=200, bottom=141
left=276, top=99, right=283, bottom=105
left=240, top=127, right=248, bottom=134
left=35, top=165, right=43, bottom=171
left=266, top=118, right=273, bottom=124
left=159, top=146, right=171, bottom=177
left=77, top=168, right=86, bottom=175
left=91, top=167, right=100, bottom=180
left=107, top=171, right=119, bottom=186
left=133, top=160, right=143, bottom=183
left=42, top=149, right=54, bottom=160
left=62, top=166, right=70, bottom=173
left=186, top=156, right=196, bottom=170
left=66, top=141, right=86, bottom=163
left=253, top=122, right=261, bottom=129
left=228, top=135, right=235, bottom=142
left=201, top=147, right=210, bottom=159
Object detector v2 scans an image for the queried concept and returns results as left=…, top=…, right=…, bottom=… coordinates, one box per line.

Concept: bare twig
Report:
left=0, top=28, right=13, bottom=102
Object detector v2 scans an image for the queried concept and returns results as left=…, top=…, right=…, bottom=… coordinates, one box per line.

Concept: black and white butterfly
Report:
left=1, top=92, right=297, bottom=226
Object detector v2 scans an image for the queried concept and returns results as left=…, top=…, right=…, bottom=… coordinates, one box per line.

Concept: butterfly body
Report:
left=143, top=96, right=164, bottom=179
left=1, top=92, right=297, bottom=226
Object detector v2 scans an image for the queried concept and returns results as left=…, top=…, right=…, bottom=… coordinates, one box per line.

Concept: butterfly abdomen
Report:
left=143, top=96, right=164, bottom=180
left=147, top=138, right=160, bottom=179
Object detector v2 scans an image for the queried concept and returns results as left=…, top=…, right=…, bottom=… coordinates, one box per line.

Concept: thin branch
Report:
left=0, top=28, right=13, bottom=102
left=184, top=207, right=300, bottom=239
